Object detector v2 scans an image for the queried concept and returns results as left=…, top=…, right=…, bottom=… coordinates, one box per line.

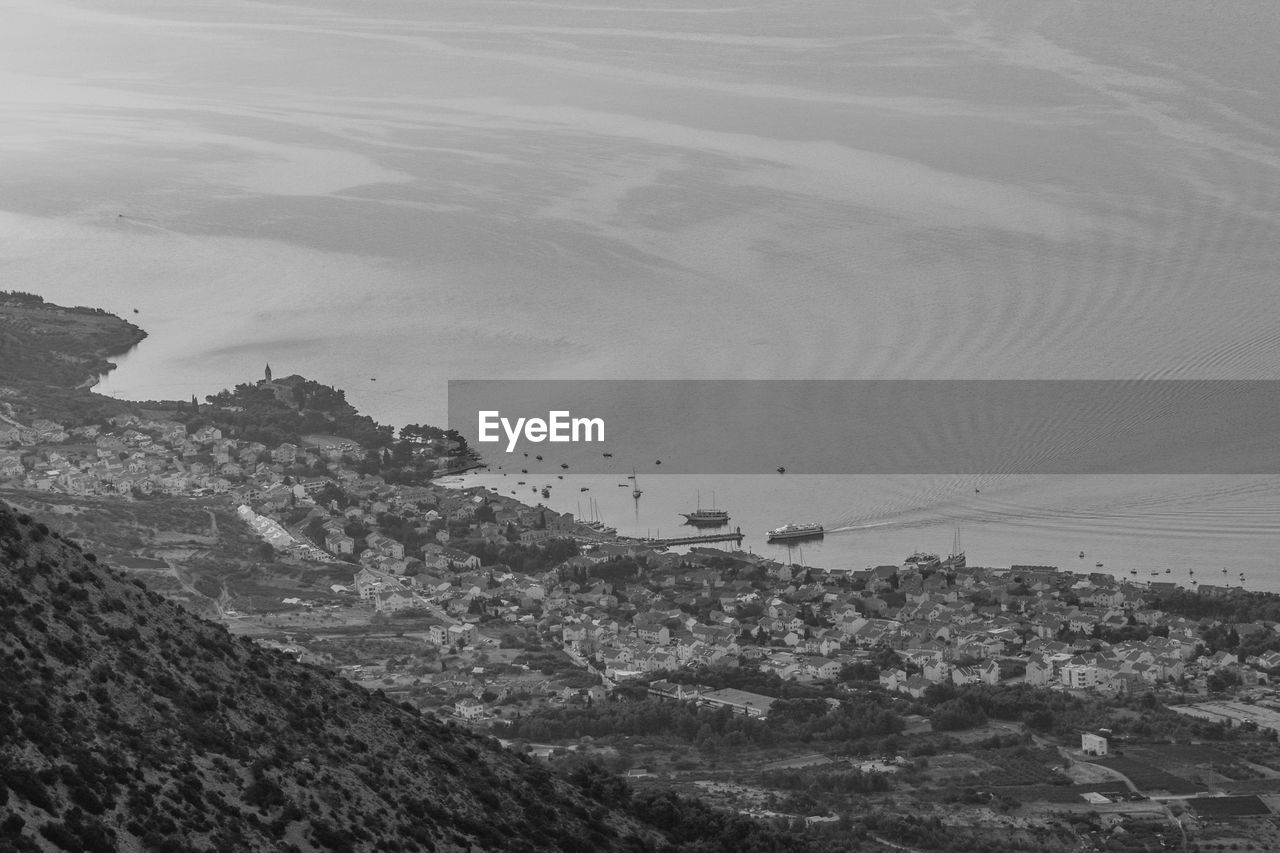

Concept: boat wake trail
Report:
left=823, top=521, right=904, bottom=535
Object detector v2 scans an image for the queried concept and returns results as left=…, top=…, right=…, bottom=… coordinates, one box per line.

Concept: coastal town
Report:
left=9, top=362, right=1280, bottom=848
left=2, top=371, right=1277, bottom=710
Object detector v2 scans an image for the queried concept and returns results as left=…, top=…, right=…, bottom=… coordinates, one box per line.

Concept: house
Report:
left=325, top=531, right=355, bottom=555
left=272, top=443, right=299, bottom=464
left=366, top=531, right=405, bottom=560
left=373, top=588, right=418, bottom=613
left=1081, top=732, right=1108, bottom=756
left=0, top=453, right=25, bottom=479
left=447, top=623, right=478, bottom=647
left=1061, top=662, right=1097, bottom=690
left=808, top=657, right=841, bottom=681
left=1025, top=656, right=1054, bottom=687
left=455, top=698, right=486, bottom=720
left=879, top=668, right=907, bottom=692
left=900, top=676, right=931, bottom=699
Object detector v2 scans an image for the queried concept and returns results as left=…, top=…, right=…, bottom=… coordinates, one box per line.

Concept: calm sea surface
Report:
left=2, top=1, right=1278, bottom=583
left=442, top=472, right=1280, bottom=591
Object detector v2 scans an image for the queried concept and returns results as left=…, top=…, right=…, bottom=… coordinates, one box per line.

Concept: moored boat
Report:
left=940, top=529, right=965, bottom=569
left=681, top=490, right=728, bottom=526
left=905, top=551, right=941, bottom=570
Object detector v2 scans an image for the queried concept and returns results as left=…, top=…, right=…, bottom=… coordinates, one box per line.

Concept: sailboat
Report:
left=581, top=498, right=616, bottom=536
left=941, top=528, right=965, bottom=569
left=629, top=468, right=642, bottom=499
left=681, top=490, right=729, bottom=526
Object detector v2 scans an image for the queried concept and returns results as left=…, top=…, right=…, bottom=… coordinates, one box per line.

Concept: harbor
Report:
left=448, top=470, right=1280, bottom=592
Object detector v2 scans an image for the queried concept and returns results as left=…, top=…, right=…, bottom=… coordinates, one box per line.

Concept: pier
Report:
left=643, top=528, right=744, bottom=547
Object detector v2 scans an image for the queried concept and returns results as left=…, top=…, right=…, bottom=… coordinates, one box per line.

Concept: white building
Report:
left=1081, top=732, right=1108, bottom=756
left=1061, top=662, right=1097, bottom=690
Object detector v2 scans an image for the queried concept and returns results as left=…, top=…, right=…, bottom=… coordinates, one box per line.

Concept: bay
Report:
left=2, top=1, right=1279, bottom=585
left=447, top=471, right=1280, bottom=592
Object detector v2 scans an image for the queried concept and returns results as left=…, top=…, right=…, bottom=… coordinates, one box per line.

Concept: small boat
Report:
left=561, top=463, right=569, bottom=470
left=558, top=475, right=564, bottom=479
left=777, top=466, right=786, bottom=474
left=631, top=468, right=642, bottom=499
left=521, top=469, right=528, bottom=474
left=523, top=452, right=528, bottom=458
left=535, top=455, right=542, bottom=460
left=603, top=452, right=612, bottom=458
left=618, top=483, right=628, bottom=487
left=974, top=488, right=980, bottom=493
left=1165, top=568, right=1171, bottom=574
left=1130, top=568, right=1137, bottom=575
left=655, top=460, right=661, bottom=465
left=1096, top=562, right=1104, bottom=568
left=517, top=481, right=525, bottom=485
left=1079, top=551, right=1085, bottom=559
left=580, top=487, right=589, bottom=492
left=1150, top=571, right=1159, bottom=576
left=1223, top=567, right=1228, bottom=574
left=541, top=488, right=550, bottom=498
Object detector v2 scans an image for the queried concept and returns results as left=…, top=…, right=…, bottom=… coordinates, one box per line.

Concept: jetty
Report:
left=643, top=528, right=744, bottom=547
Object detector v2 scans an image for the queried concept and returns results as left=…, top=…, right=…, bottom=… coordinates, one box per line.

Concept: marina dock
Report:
left=643, top=528, right=744, bottom=547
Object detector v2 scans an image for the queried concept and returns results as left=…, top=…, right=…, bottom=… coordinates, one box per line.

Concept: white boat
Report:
left=906, top=551, right=942, bottom=570
left=767, top=522, right=824, bottom=542
left=681, top=490, right=728, bottom=526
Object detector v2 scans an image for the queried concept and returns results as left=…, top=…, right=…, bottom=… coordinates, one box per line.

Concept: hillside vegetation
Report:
left=0, top=501, right=860, bottom=853
left=0, top=292, right=145, bottom=389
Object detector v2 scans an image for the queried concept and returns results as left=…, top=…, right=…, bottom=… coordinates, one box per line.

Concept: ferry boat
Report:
left=767, top=522, right=824, bottom=542
left=681, top=491, right=729, bottom=526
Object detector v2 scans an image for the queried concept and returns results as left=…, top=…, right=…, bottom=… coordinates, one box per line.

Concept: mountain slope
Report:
left=0, top=500, right=658, bottom=853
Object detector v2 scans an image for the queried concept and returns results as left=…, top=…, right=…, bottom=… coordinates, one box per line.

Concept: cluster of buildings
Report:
left=9, top=399, right=1279, bottom=725
left=263, top=468, right=1280, bottom=722
left=0, top=409, right=363, bottom=501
